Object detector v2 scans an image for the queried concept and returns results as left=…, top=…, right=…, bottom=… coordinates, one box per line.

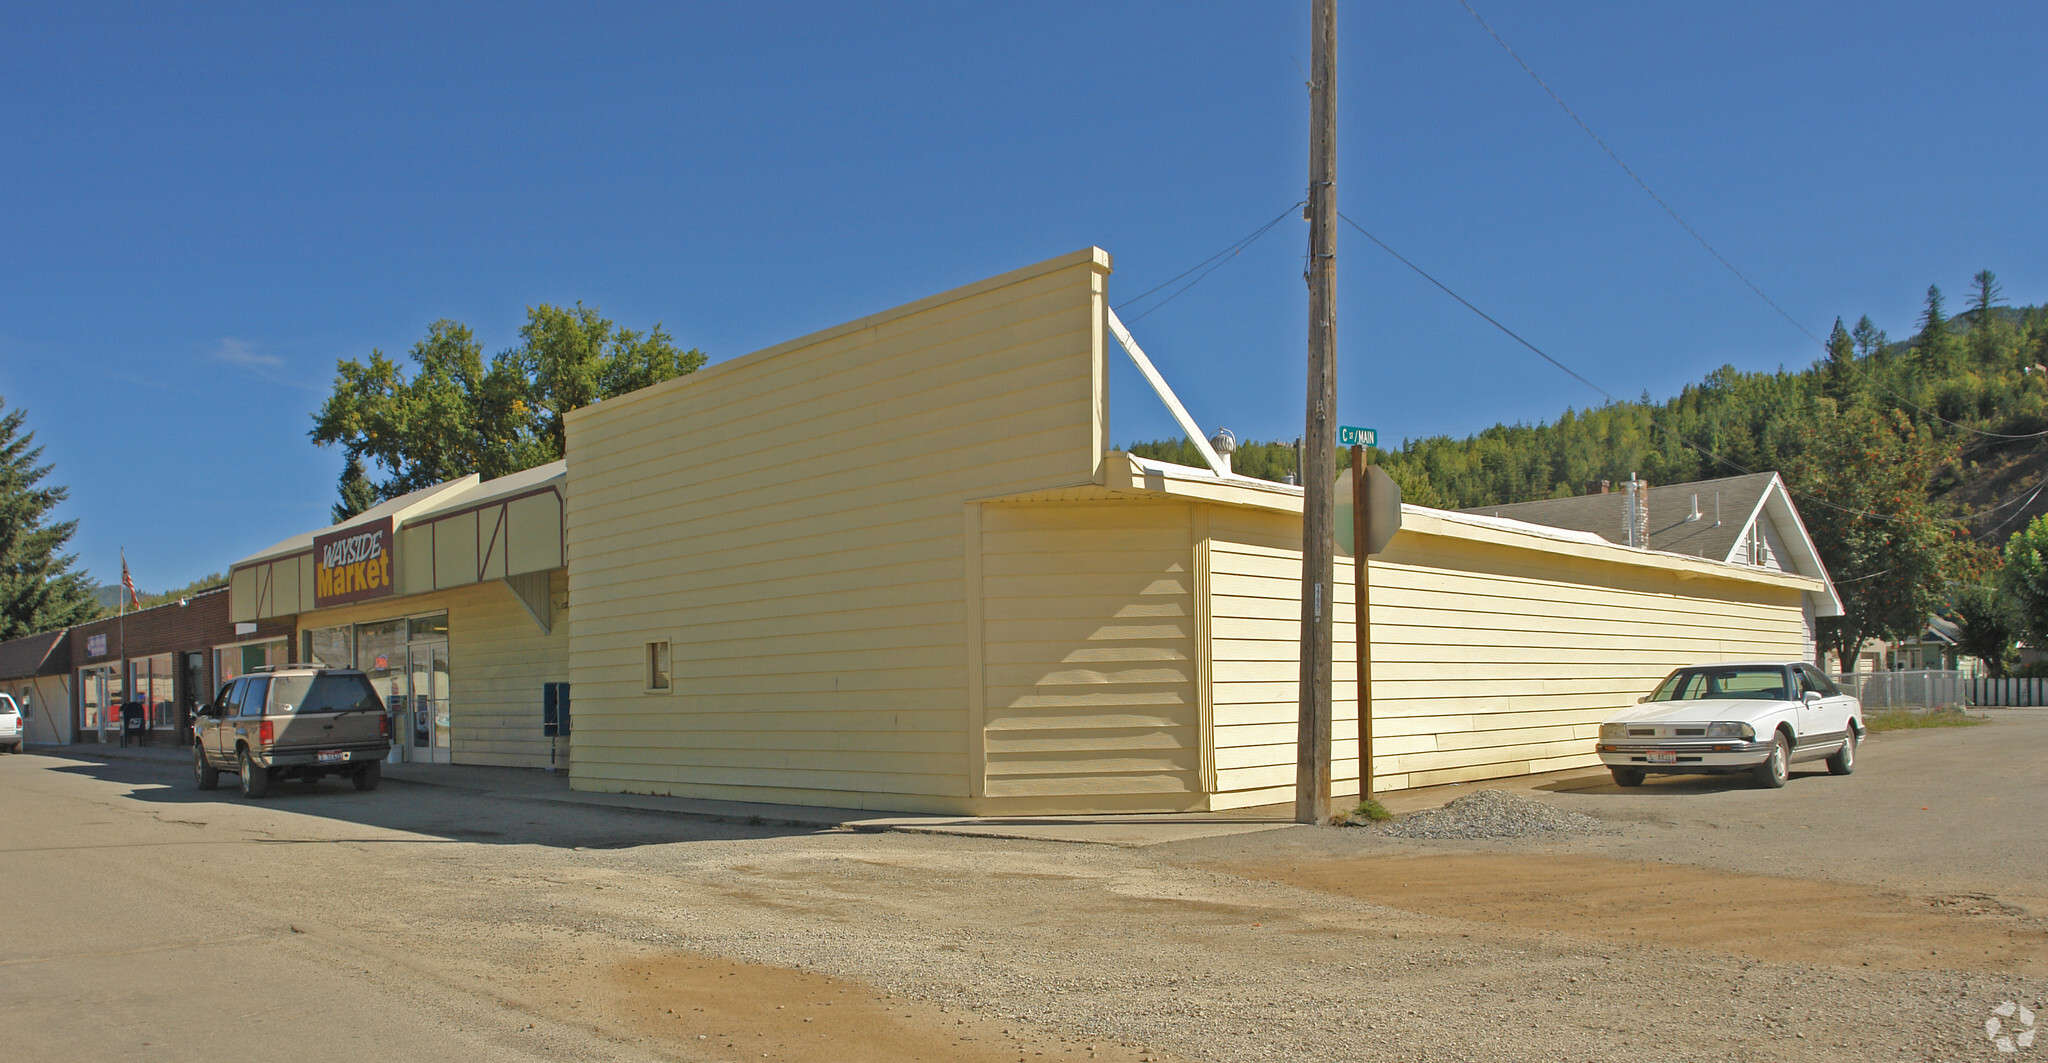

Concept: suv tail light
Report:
left=258, top=720, right=273, bottom=748
left=378, top=713, right=389, bottom=739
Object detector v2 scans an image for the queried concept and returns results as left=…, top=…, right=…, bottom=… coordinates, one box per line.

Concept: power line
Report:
left=1337, top=211, right=2009, bottom=529
left=1453, top=0, right=2048, bottom=442
left=1972, top=474, right=2048, bottom=542
left=1115, top=204, right=1302, bottom=324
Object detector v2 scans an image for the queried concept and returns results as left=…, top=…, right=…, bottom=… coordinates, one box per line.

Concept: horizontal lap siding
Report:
left=979, top=501, right=1201, bottom=808
left=564, top=253, right=1108, bottom=812
left=1206, top=508, right=1359, bottom=807
left=293, top=576, right=570, bottom=770
left=1202, top=506, right=1807, bottom=808
left=449, top=571, right=571, bottom=769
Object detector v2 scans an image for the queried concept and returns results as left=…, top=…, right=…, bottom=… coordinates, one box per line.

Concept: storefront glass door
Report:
left=406, top=639, right=450, bottom=764
left=337, top=613, right=450, bottom=765
left=79, top=667, right=118, bottom=742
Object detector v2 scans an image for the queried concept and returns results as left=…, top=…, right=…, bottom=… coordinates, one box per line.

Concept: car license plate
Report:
left=1646, top=751, right=1678, bottom=764
left=316, top=750, right=349, bottom=764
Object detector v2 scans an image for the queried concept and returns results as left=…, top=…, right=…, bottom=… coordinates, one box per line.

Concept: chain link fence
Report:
left=1829, top=670, right=1966, bottom=711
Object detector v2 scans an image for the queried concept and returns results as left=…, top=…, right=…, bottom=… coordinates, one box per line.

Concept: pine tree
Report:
left=1822, top=317, right=1857, bottom=405
left=1921, top=284, right=1948, bottom=335
left=331, top=456, right=378, bottom=524
left=1969, top=269, right=2011, bottom=366
left=1914, top=284, right=1960, bottom=377
left=0, top=396, right=102, bottom=639
left=1851, top=316, right=1887, bottom=359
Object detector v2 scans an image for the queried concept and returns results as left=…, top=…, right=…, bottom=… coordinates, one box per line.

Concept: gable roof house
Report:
left=0, top=628, right=73, bottom=745
left=1461, top=472, right=1842, bottom=664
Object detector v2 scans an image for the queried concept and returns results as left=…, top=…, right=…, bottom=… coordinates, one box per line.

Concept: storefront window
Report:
left=78, top=665, right=121, bottom=736
left=354, top=619, right=406, bottom=711
left=214, top=640, right=289, bottom=688
left=304, top=626, right=354, bottom=669
left=129, top=653, right=177, bottom=729
left=407, top=613, right=449, bottom=641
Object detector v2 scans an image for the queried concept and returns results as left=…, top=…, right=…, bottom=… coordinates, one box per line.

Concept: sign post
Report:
left=1335, top=461, right=1401, bottom=802
left=1352, top=445, right=1371, bottom=803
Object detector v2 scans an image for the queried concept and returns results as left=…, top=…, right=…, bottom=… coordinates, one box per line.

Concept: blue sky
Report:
left=4, top=1, right=2044, bottom=591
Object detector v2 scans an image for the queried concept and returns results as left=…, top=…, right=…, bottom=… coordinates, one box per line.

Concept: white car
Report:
left=0, top=693, right=22, bottom=753
left=1596, top=661, right=1862, bottom=788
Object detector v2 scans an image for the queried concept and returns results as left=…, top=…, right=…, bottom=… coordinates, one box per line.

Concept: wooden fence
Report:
left=1967, top=676, right=2048, bottom=707
left=1832, top=671, right=2048, bottom=708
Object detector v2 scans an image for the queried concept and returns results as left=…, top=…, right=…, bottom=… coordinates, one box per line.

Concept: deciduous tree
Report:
left=1786, top=407, right=1963, bottom=670
left=1951, top=582, right=2019, bottom=678
left=2000, top=514, right=2048, bottom=649
left=312, top=305, right=704, bottom=510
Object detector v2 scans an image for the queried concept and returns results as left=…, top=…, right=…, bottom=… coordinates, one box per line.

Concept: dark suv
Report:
left=194, top=667, right=392, bottom=798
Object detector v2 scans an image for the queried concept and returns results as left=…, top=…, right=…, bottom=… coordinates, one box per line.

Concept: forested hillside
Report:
left=1130, top=272, right=2048, bottom=674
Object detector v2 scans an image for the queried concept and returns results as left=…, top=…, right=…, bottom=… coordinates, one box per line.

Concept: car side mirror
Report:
left=1802, top=691, right=1822, bottom=704
left=1637, top=696, right=1650, bottom=703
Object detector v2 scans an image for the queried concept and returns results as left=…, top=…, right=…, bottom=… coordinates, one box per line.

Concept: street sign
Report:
left=1334, top=465, right=1403, bottom=557
left=1337, top=425, right=1376, bottom=447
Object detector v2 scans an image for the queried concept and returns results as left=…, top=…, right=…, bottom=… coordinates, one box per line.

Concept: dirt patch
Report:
left=576, top=952, right=1190, bottom=1063
left=1232, top=852, right=2048, bottom=977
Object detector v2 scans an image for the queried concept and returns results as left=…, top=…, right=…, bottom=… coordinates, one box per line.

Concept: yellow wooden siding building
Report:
left=228, top=463, right=571, bottom=770
left=563, top=247, right=1832, bottom=815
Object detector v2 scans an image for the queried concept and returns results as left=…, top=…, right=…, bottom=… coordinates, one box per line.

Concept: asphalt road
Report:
left=3, top=711, right=2044, bottom=1063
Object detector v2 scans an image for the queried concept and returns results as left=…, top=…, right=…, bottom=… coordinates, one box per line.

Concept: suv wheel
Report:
left=194, top=746, right=220, bottom=790
left=238, top=747, right=271, bottom=799
left=352, top=759, right=382, bottom=792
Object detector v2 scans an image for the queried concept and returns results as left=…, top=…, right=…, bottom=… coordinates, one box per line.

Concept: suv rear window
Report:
left=266, top=674, right=382, bottom=715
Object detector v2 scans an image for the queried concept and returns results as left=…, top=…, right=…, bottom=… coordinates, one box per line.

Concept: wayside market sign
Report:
left=313, top=516, right=396, bottom=609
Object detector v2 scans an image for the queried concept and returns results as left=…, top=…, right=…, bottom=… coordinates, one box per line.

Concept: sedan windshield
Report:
left=1648, top=666, right=1790, bottom=702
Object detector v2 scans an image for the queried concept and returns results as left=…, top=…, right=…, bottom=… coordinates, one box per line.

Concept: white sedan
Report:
left=1595, top=661, right=1862, bottom=788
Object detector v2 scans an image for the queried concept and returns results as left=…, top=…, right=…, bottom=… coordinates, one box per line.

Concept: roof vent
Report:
left=1685, top=493, right=1702, bottom=523
left=1208, top=428, right=1236, bottom=476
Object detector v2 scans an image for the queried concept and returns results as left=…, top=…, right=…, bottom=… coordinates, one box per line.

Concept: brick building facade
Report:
left=65, top=587, right=296, bottom=745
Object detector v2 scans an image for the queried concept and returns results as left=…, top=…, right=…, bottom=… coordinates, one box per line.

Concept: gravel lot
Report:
left=1378, top=788, right=1618, bottom=839
left=4, top=710, right=2045, bottom=1062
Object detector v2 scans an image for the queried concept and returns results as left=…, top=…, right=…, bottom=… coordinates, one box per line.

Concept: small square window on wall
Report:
left=645, top=640, right=672, bottom=693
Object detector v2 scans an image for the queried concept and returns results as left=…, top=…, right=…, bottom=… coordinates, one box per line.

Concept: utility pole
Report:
left=1296, top=0, right=1337, bottom=825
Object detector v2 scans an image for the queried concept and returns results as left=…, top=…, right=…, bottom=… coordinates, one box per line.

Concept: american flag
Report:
left=120, top=551, right=139, bottom=610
